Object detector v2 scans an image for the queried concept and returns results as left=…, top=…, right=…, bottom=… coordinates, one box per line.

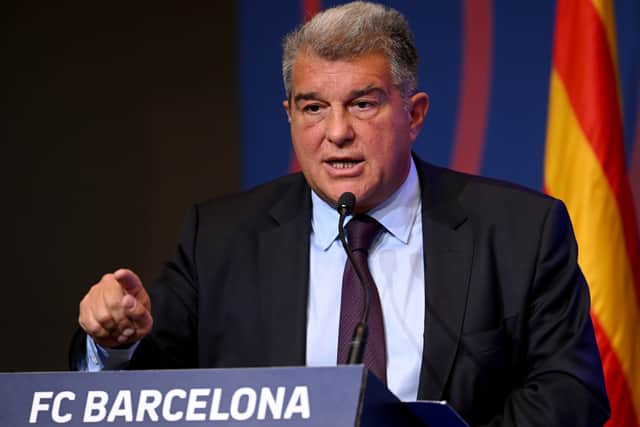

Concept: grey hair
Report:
left=282, top=1, right=419, bottom=100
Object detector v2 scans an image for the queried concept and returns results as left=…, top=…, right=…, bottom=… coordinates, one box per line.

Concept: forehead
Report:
left=290, top=52, right=394, bottom=97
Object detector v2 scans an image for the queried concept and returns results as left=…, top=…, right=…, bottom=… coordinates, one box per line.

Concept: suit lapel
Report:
left=256, top=176, right=311, bottom=366
left=415, top=160, right=474, bottom=400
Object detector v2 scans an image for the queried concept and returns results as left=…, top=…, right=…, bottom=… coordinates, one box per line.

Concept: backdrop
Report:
left=3, top=2, right=239, bottom=372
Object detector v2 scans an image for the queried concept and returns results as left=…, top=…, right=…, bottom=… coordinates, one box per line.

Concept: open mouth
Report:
left=327, top=160, right=363, bottom=169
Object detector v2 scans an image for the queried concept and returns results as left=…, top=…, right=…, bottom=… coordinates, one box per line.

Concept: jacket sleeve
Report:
left=483, top=200, right=610, bottom=426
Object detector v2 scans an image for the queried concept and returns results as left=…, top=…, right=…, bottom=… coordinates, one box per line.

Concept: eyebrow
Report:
left=350, top=86, right=385, bottom=99
left=293, top=85, right=386, bottom=106
left=293, top=92, right=321, bottom=104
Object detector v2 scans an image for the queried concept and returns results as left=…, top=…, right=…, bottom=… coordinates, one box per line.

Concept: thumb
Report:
left=113, top=268, right=144, bottom=297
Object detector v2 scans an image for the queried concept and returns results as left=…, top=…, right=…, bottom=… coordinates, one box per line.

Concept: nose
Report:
left=325, top=107, right=354, bottom=146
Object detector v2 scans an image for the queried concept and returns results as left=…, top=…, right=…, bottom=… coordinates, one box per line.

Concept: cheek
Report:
left=366, top=125, right=404, bottom=157
left=294, top=119, right=320, bottom=137
left=291, top=124, right=324, bottom=159
left=364, top=128, right=412, bottom=172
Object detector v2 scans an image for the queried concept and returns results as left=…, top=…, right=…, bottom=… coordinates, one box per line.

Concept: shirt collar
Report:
left=311, top=157, right=421, bottom=250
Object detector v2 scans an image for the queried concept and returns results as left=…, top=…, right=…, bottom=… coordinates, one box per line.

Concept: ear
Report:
left=408, top=92, right=429, bottom=142
left=283, top=99, right=291, bottom=123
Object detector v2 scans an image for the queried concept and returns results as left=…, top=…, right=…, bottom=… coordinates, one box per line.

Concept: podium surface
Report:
left=0, top=366, right=467, bottom=426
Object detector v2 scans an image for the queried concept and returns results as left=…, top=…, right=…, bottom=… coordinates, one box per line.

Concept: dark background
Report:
left=2, top=3, right=239, bottom=371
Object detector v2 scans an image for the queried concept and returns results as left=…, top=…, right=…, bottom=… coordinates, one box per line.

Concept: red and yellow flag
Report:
left=545, top=0, right=640, bottom=425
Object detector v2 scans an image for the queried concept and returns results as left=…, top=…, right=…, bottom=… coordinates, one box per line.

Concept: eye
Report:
left=355, top=100, right=374, bottom=109
left=349, top=98, right=380, bottom=118
left=302, top=103, right=324, bottom=114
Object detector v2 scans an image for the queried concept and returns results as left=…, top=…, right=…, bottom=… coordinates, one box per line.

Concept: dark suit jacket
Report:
left=71, top=157, right=609, bottom=426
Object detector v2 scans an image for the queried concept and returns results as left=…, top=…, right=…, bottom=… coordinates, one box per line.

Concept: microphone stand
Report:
left=336, top=192, right=370, bottom=365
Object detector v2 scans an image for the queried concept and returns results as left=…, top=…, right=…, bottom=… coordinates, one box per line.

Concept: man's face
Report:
left=284, top=52, right=428, bottom=213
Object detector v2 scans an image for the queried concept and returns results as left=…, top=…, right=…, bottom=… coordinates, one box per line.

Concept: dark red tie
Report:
left=337, top=215, right=387, bottom=384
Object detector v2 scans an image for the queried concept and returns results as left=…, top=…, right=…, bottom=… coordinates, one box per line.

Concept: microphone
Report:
left=336, top=192, right=370, bottom=365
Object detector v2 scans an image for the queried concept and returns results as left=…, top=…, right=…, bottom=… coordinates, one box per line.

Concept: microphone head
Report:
left=336, top=192, right=356, bottom=216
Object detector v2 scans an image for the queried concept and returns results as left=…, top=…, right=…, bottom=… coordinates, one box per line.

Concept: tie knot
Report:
left=346, top=215, right=383, bottom=252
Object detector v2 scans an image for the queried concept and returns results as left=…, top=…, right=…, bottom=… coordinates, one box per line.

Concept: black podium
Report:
left=0, top=366, right=467, bottom=426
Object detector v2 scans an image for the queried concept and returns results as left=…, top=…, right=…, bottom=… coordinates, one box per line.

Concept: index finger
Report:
left=113, top=268, right=144, bottom=297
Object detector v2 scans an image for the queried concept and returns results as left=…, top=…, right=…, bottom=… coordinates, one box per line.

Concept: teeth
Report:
left=330, top=161, right=358, bottom=169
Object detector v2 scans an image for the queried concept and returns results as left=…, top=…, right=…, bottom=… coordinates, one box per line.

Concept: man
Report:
left=72, top=2, right=610, bottom=425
